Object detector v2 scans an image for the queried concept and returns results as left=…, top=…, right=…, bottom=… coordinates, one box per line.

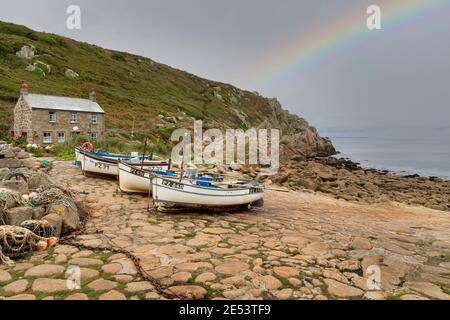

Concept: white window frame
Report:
left=70, top=113, right=77, bottom=124
left=43, top=132, right=52, bottom=144
left=48, top=111, right=57, bottom=123
left=57, top=132, right=66, bottom=143
left=90, top=132, right=98, bottom=140
left=91, top=114, right=98, bottom=124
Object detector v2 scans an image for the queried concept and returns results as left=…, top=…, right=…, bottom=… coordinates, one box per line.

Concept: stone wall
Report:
left=0, top=141, right=34, bottom=169
left=13, top=96, right=33, bottom=142
left=31, top=109, right=105, bottom=145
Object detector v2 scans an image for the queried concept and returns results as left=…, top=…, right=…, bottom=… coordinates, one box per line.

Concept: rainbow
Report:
left=246, top=0, right=450, bottom=88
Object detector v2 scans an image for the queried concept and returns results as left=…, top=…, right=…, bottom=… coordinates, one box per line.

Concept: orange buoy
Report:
left=47, top=237, right=58, bottom=247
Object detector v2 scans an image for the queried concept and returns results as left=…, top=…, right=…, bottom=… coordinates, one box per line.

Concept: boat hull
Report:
left=151, top=177, right=264, bottom=209
left=118, top=161, right=169, bottom=193
left=80, top=153, right=118, bottom=178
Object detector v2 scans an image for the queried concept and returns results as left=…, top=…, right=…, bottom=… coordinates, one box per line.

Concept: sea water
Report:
left=330, top=136, right=450, bottom=180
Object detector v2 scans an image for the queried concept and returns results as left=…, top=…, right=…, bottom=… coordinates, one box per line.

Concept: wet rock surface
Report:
left=272, top=157, right=450, bottom=212
left=0, top=160, right=449, bottom=300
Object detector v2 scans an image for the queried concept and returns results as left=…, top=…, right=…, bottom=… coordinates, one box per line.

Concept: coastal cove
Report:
left=331, top=136, right=450, bottom=180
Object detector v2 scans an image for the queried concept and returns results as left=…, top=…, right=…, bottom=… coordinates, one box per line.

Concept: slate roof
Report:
left=24, top=94, right=104, bottom=114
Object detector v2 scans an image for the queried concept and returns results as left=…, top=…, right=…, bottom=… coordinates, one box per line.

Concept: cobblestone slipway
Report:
left=0, top=161, right=449, bottom=300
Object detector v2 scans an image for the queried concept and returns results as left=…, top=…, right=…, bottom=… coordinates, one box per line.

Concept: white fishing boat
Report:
left=80, top=151, right=169, bottom=179
left=151, top=175, right=264, bottom=210
left=118, top=160, right=172, bottom=193
left=80, top=152, right=120, bottom=178
left=74, top=146, right=152, bottom=167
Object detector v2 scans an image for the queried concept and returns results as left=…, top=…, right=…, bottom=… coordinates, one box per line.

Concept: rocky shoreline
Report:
left=271, top=156, right=449, bottom=212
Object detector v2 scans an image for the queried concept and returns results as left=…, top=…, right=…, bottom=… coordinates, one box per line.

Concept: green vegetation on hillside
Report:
left=0, top=21, right=275, bottom=144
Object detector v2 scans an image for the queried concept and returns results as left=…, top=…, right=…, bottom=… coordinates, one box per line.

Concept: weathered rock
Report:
left=87, top=279, right=118, bottom=291
left=65, top=293, right=89, bottom=300
left=350, top=237, right=372, bottom=250
left=273, top=266, right=300, bottom=278
left=4, top=280, right=28, bottom=294
left=5, top=206, right=33, bottom=226
left=195, top=272, right=217, bottom=283
left=5, top=294, right=36, bottom=300
left=99, top=290, right=127, bottom=300
left=0, top=270, right=12, bottom=282
left=47, top=203, right=80, bottom=235
left=31, top=279, right=68, bottom=293
left=16, top=151, right=30, bottom=159
left=171, top=272, right=192, bottom=283
left=405, top=282, right=450, bottom=300
left=125, top=281, right=154, bottom=292
left=324, top=279, right=364, bottom=298
left=25, top=265, right=65, bottom=277
left=0, top=159, right=23, bottom=169
left=0, top=180, right=29, bottom=195
left=68, top=258, right=103, bottom=266
left=262, top=275, right=282, bottom=290
left=215, top=261, right=249, bottom=274
left=32, top=207, right=46, bottom=220
left=166, top=285, right=207, bottom=299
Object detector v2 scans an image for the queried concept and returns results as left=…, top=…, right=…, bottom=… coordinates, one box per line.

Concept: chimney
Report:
left=20, top=81, right=29, bottom=96
left=89, top=88, right=97, bottom=102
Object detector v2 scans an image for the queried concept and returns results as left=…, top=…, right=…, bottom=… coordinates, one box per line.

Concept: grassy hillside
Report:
left=1, top=22, right=276, bottom=131
left=0, top=21, right=335, bottom=158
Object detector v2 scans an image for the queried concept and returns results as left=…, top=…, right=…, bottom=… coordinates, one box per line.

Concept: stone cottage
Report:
left=13, top=83, right=105, bottom=145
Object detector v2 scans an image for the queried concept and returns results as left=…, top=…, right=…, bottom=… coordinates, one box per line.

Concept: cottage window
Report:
left=91, top=114, right=98, bottom=124
left=70, top=113, right=77, bottom=124
left=43, top=132, right=52, bottom=144
left=57, top=132, right=66, bottom=143
left=49, top=112, right=57, bottom=123
left=90, top=132, right=98, bottom=140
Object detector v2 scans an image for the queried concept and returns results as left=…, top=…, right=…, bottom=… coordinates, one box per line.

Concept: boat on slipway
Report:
left=74, top=146, right=152, bottom=166
left=118, top=160, right=173, bottom=193
left=151, top=175, right=264, bottom=211
left=80, top=150, right=169, bottom=179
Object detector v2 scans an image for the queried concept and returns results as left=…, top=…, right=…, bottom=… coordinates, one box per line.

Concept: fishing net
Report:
left=21, top=220, right=55, bottom=238
left=0, top=189, right=25, bottom=225
left=0, top=225, right=48, bottom=267
left=30, top=187, right=76, bottom=212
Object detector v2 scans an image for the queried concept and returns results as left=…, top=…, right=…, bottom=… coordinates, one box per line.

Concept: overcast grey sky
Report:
left=1, top=0, right=449, bottom=135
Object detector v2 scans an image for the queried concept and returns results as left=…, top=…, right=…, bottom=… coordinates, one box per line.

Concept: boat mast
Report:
left=141, top=137, right=148, bottom=170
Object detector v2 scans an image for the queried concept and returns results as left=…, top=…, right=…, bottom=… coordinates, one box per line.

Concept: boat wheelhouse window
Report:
left=70, top=113, right=77, bottom=123
left=48, top=111, right=57, bottom=123
left=43, top=132, right=52, bottom=144
left=57, top=132, right=66, bottom=143
left=185, top=168, right=198, bottom=179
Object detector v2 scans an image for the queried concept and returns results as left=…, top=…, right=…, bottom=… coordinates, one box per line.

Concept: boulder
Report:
left=27, top=174, right=52, bottom=190
left=16, top=151, right=30, bottom=159
left=0, top=189, right=23, bottom=209
left=41, top=213, right=63, bottom=238
left=32, top=207, right=46, bottom=220
left=0, top=159, right=22, bottom=169
left=0, top=180, right=29, bottom=195
left=5, top=207, right=33, bottom=226
left=74, top=199, right=88, bottom=220
left=20, top=159, right=35, bottom=169
left=0, top=149, right=15, bottom=159
left=46, top=203, right=80, bottom=235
